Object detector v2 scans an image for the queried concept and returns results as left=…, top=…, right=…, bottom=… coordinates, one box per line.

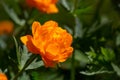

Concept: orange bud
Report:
left=0, top=73, right=8, bottom=80
left=0, top=21, right=13, bottom=35
left=26, top=0, right=58, bottom=14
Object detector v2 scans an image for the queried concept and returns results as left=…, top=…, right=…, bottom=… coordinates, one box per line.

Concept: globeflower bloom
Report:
left=0, top=20, right=13, bottom=35
left=0, top=73, right=8, bottom=80
left=20, top=20, right=73, bottom=67
left=26, top=0, right=58, bottom=14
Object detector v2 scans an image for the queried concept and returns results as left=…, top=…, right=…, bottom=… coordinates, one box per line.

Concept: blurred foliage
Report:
left=0, top=0, right=120, bottom=80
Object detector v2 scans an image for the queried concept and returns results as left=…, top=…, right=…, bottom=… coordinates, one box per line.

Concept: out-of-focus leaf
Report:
left=13, top=36, right=21, bottom=65
left=28, top=5, right=75, bottom=30
left=99, top=0, right=120, bottom=28
left=86, top=47, right=97, bottom=62
left=82, top=19, right=109, bottom=37
left=0, top=69, right=2, bottom=72
left=0, top=36, right=7, bottom=49
left=0, top=2, right=9, bottom=20
left=18, top=72, right=30, bottom=80
left=100, top=16, right=109, bottom=25
left=60, top=59, right=71, bottom=69
left=86, top=16, right=110, bottom=35
left=60, top=0, right=72, bottom=11
left=60, top=0, right=80, bottom=12
left=75, top=5, right=94, bottom=14
left=4, top=0, right=21, bottom=15
left=0, top=69, right=7, bottom=73
left=1, top=1, right=25, bottom=26
left=101, top=47, right=115, bottom=62
left=111, top=63, right=120, bottom=76
left=75, top=0, right=99, bottom=25
left=74, top=17, right=84, bottom=38
left=31, top=69, right=63, bottom=80
left=80, top=68, right=113, bottom=76
left=63, top=25, right=73, bottom=34
left=116, top=33, right=120, bottom=46
left=75, top=50, right=89, bottom=67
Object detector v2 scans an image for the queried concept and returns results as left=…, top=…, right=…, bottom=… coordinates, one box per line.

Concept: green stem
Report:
left=71, top=0, right=78, bottom=14
left=71, top=0, right=77, bottom=80
left=71, top=50, right=75, bottom=80
left=13, top=54, right=38, bottom=80
left=13, top=36, right=21, bottom=65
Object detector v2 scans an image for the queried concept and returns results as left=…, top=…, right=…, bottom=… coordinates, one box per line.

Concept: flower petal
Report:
left=20, top=35, right=39, bottom=54
left=43, top=20, right=58, bottom=28
left=51, top=0, right=58, bottom=4
left=0, top=73, right=8, bottom=80
left=42, top=56, right=56, bottom=67
left=32, top=21, right=41, bottom=35
left=26, top=0, right=36, bottom=7
left=47, top=4, right=58, bottom=13
left=53, top=47, right=73, bottom=62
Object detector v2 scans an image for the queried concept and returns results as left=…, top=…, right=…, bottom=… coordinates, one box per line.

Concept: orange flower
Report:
left=0, top=73, right=8, bottom=80
left=0, top=21, right=13, bottom=35
left=20, top=20, right=73, bottom=67
left=26, top=0, right=58, bottom=14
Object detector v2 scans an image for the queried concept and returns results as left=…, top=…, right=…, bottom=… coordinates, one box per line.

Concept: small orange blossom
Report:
left=20, top=20, right=73, bottom=67
left=26, top=0, right=58, bottom=14
left=0, top=73, right=8, bottom=80
left=0, top=20, right=13, bottom=35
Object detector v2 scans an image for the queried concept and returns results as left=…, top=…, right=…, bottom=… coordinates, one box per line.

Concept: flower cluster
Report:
left=21, top=20, right=73, bottom=67
left=26, top=0, right=58, bottom=14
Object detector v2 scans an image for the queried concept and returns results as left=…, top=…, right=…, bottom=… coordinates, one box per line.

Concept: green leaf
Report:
left=116, top=33, right=120, bottom=46
left=99, top=0, right=120, bottom=28
left=0, top=36, right=7, bottom=49
left=60, top=59, right=72, bottom=69
left=86, top=47, right=97, bottom=62
left=80, top=69, right=113, bottom=76
left=101, top=47, right=115, bottom=62
left=19, top=45, right=43, bottom=70
left=75, top=0, right=98, bottom=25
left=19, top=46, right=31, bottom=69
left=31, top=69, right=63, bottom=80
left=60, top=0, right=72, bottom=11
left=74, top=17, right=84, bottom=38
left=18, top=72, right=30, bottom=80
left=26, top=59, right=44, bottom=70
left=4, top=0, right=22, bottom=15
left=13, top=36, right=21, bottom=65
left=75, top=50, right=89, bottom=66
left=1, top=1, right=25, bottom=26
left=111, top=63, right=120, bottom=76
